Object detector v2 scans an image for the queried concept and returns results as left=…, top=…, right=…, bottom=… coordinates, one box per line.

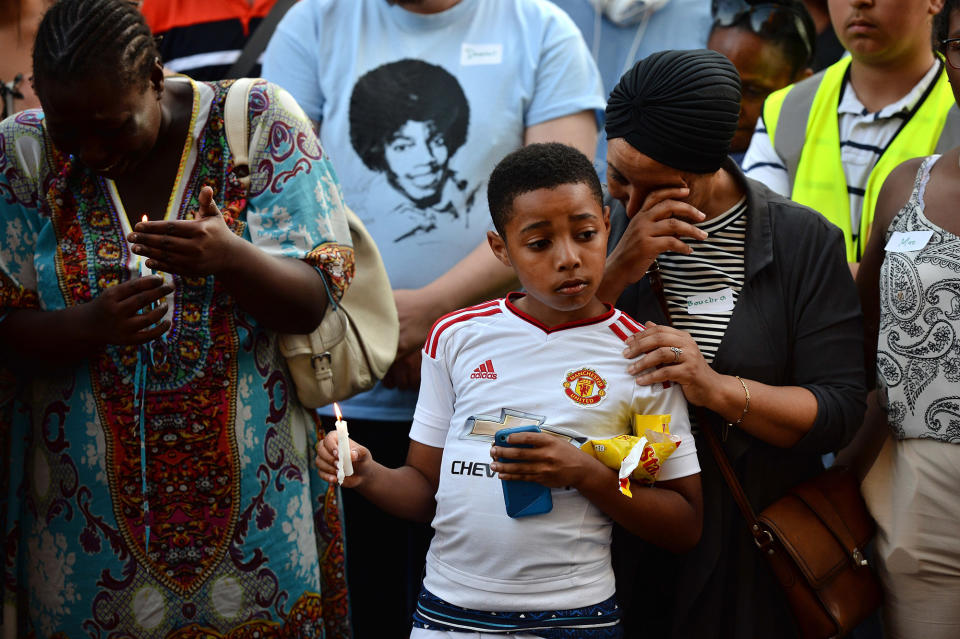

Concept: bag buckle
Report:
left=852, top=547, right=869, bottom=567
left=752, top=525, right=775, bottom=554
left=311, top=351, right=332, bottom=365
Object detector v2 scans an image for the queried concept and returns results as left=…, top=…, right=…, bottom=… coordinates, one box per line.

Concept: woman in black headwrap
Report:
left=598, top=50, right=866, bottom=638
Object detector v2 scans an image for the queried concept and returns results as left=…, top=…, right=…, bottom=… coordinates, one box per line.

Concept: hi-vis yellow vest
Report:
left=762, top=57, right=960, bottom=261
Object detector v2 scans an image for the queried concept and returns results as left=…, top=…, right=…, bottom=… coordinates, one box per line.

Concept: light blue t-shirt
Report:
left=263, top=0, right=605, bottom=421
left=549, top=0, right=712, bottom=176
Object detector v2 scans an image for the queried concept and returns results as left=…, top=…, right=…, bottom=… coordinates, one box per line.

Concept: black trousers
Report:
left=319, top=415, right=433, bottom=639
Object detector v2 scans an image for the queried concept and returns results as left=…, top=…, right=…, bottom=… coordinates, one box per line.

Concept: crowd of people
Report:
left=0, top=0, right=957, bottom=638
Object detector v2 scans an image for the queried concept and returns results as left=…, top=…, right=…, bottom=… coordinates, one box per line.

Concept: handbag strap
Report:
left=224, top=78, right=343, bottom=318
left=224, top=0, right=298, bottom=79
left=224, top=77, right=255, bottom=192
left=647, top=265, right=773, bottom=550
left=699, top=418, right=773, bottom=549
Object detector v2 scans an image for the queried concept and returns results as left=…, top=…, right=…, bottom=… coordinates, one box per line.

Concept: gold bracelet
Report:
left=730, top=375, right=750, bottom=427
left=722, top=376, right=750, bottom=442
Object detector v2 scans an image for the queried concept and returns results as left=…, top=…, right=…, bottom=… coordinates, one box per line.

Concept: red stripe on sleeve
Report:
left=423, top=300, right=501, bottom=357
left=618, top=314, right=644, bottom=334
left=426, top=304, right=503, bottom=359
left=609, top=324, right=629, bottom=342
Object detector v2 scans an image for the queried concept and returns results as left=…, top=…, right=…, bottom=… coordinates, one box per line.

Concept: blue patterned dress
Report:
left=0, top=78, right=353, bottom=638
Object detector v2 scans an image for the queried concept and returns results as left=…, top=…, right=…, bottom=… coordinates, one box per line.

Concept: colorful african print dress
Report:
left=0, top=78, right=354, bottom=638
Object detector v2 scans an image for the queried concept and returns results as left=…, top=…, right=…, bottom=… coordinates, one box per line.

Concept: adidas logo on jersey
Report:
left=471, top=359, right=497, bottom=380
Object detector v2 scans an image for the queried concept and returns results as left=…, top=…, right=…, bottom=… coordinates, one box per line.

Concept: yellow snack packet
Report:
left=633, top=413, right=671, bottom=436
left=580, top=415, right=681, bottom=497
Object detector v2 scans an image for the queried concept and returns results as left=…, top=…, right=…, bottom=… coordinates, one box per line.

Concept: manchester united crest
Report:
left=563, top=367, right=607, bottom=406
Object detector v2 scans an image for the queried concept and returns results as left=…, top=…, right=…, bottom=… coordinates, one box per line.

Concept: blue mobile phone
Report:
left=494, top=425, right=553, bottom=518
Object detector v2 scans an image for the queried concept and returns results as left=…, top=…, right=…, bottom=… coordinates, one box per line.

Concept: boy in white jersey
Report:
left=316, top=143, right=702, bottom=638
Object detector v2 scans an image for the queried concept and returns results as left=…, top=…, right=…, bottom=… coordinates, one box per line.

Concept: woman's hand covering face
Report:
left=610, top=185, right=707, bottom=272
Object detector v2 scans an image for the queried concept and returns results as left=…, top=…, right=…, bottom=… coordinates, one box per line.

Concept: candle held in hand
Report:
left=138, top=214, right=151, bottom=278
left=333, top=402, right=353, bottom=485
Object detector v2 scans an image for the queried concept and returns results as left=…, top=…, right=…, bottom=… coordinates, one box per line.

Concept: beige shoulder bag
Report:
left=224, top=78, right=398, bottom=408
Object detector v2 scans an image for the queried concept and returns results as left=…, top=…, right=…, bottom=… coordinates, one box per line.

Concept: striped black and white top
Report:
left=657, top=197, right=747, bottom=363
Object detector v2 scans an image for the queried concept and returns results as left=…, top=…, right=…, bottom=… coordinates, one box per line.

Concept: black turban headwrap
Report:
left=605, top=49, right=742, bottom=174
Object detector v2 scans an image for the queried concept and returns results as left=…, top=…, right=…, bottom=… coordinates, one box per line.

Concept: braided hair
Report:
left=32, top=0, right=159, bottom=98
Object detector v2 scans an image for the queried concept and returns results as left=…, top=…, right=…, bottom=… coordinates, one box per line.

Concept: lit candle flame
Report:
left=333, top=402, right=343, bottom=421
left=137, top=217, right=150, bottom=278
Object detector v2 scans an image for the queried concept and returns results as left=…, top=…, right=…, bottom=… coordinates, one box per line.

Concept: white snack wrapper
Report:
left=619, top=435, right=647, bottom=485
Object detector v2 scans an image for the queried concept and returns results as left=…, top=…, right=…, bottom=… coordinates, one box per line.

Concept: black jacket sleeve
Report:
left=775, top=204, right=866, bottom=454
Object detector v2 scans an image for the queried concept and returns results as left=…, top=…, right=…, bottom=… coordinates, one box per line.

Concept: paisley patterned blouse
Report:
left=878, top=154, right=960, bottom=443
left=0, top=78, right=354, bottom=637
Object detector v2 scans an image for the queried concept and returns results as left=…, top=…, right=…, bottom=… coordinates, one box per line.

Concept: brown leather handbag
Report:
left=702, top=423, right=883, bottom=639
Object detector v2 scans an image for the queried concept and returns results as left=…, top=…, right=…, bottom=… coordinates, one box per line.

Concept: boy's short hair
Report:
left=487, top=143, right=603, bottom=237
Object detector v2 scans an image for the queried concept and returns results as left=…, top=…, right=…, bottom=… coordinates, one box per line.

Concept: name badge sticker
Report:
left=687, top=288, right=736, bottom=315
left=884, top=230, right=933, bottom=253
left=461, top=43, right=503, bottom=66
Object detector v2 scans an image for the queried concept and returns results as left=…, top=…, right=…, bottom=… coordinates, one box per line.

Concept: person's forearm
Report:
left=523, top=110, right=598, bottom=160
left=217, top=240, right=328, bottom=334
left=596, top=249, right=644, bottom=304
left=707, top=375, right=818, bottom=448
left=393, top=243, right=518, bottom=357
left=576, top=462, right=701, bottom=552
left=834, top=390, right=888, bottom=480
left=353, top=461, right=437, bottom=523
left=420, top=242, right=518, bottom=313
left=0, top=307, right=97, bottom=369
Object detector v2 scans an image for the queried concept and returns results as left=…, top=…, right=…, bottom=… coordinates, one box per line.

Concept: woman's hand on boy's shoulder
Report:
left=624, top=321, right=723, bottom=408
left=489, top=432, right=596, bottom=490
left=315, top=430, right=369, bottom=489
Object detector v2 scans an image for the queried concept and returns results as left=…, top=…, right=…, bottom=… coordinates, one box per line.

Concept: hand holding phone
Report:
left=494, top=425, right=553, bottom=518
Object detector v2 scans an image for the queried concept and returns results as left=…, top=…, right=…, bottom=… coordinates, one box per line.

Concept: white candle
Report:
left=333, top=402, right=353, bottom=485
left=138, top=214, right=151, bottom=278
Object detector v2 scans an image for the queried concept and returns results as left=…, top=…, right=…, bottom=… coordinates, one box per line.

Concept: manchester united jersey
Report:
left=410, top=294, right=699, bottom=611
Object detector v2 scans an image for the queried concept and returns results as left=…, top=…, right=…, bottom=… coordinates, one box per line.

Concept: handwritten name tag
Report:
left=687, top=288, right=736, bottom=315
left=884, top=231, right=933, bottom=253
left=461, top=43, right=503, bottom=66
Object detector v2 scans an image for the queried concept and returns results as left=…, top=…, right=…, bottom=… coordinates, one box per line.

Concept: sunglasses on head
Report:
left=712, top=0, right=814, bottom=65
